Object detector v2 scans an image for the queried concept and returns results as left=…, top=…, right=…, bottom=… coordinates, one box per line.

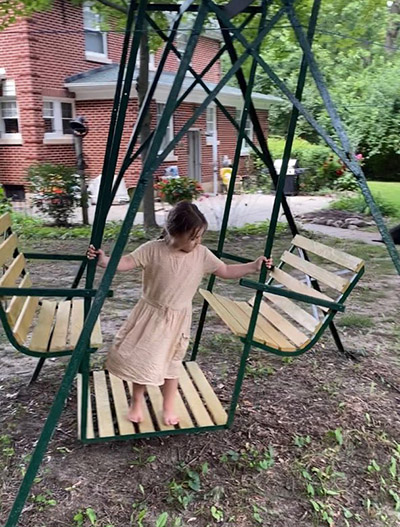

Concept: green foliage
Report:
left=0, top=186, right=12, bottom=214
left=220, top=443, right=275, bottom=472
left=27, top=163, right=81, bottom=226
left=9, top=213, right=148, bottom=241
left=155, top=177, right=203, bottom=205
left=329, top=192, right=399, bottom=217
left=263, top=137, right=333, bottom=191
left=333, top=172, right=359, bottom=191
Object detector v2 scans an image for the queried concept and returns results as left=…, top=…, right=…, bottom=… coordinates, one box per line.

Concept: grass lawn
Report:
left=368, top=181, right=400, bottom=208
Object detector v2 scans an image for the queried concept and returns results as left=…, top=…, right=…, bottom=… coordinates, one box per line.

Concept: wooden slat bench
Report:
left=77, top=361, right=227, bottom=441
left=200, top=235, right=365, bottom=356
left=0, top=212, right=103, bottom=381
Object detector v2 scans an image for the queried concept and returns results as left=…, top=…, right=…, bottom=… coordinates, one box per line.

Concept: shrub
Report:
left=0, top=186, right=12, bottom=214
left=330, top=192, right=399, bottom=217
left=333, top=172, right=359, bottom=192
left=264, top=136, right=333, bottom=192
left=27, top=164, right=80, bottom=226
left=155, top=177, right=203, bottom=205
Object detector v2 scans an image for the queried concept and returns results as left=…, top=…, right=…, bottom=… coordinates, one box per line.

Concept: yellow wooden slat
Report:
left=179, top=366, right=213, bottom=427
left=49, top=301, right=71, bottom=351
left=91, top=318, right=103, bottom=348
left=185, top=362, right=227, bottom=425
left=93, top=370, right=114, bottom=438
left=174, top=390, right=194, bottom=429
left=109, top=373, right=136, bottom=436
left=128, top=383, right=155, bottom=433
left=264, top=293, right=320, bottom=333
left=6, top=273, right=32, bottom=327
left=77, top=374, right=94, bottom=440
left=0, top=253, right=25, bottom=287
left=248, top=297, right=309, bottom=347
left=236, top=301, right=295, bottom=351
left=270, top=267, right=333, bottom=311
left=69, top=299, right=103, bottom=349
left=200, top=289, right=246, bottom=336
left=213, top=293, right=261, bottom=340
left=292, top=235, right=364, bottom=272
left=0, top=213, right=11, bottom=237
left=30, top=300, right=57, bottom=351
left=146, top=385, right=174, bottom=431
left=69, top=298, right=84, bottom=348
left=0, top=234, right=18, bottom=267
left=13, top=296, right=39, bottom=345
left=281, top=251, right=349, bottom=293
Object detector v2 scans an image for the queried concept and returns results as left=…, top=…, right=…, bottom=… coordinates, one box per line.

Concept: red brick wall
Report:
left=0, top=0, right=267, bottom=192
left=0, top=0, right=124, bottom=187
left=155, top=36, right=221, bottom=83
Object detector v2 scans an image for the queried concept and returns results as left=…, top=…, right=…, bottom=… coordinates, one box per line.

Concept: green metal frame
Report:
left=4, top=0, right=396, bottom=524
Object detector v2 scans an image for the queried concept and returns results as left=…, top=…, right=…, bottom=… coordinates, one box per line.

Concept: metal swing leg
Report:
left=29, top=357, right=46, bottom=385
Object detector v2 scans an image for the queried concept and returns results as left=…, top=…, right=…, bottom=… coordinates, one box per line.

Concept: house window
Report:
left=156, top=103, right=174, bottom=154
left=1, top=101, right=19, bottom=134
left=206, top=106, right=217, bottom=146
left=43, top=99, right=74, bottom=143
left=83, top=2, right=108, bottom=62
left=236, top=108, right=253, bottom=154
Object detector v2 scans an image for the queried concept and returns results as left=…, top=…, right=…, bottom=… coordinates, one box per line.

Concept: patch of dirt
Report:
left=1, top=235, right=400, bottom=527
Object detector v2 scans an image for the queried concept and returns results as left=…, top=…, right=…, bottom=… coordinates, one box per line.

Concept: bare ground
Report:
left=1, top=231, right=400, bottom=527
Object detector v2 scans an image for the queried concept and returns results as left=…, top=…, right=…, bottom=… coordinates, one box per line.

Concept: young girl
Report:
left=87, top=201, right=272, bottom=426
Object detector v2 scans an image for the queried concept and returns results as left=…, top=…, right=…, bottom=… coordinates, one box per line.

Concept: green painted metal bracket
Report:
left=24, top=253, right=86, bottom=261
left=240, top=278, right=345, bottom=312
left=0, top=287, right=113, bottom=298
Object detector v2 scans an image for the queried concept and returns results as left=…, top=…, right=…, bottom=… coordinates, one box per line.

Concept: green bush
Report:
left=265, top=136, right=333, bottom=192
left=329, top=192, right=399, bottom=217
left=0, top=186, right=12, bottom=214
left=155, top=177, right=203, bottom=205
left=27, top=163, right=80, bottom=226
left=333, top=172, right=359, bottom=192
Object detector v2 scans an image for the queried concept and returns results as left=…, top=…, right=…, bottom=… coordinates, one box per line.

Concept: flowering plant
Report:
left=154, top=177, right=203, bottom=205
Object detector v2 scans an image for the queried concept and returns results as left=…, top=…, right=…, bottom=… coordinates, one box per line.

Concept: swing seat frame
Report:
left=0, top=213, right=104, bottom=381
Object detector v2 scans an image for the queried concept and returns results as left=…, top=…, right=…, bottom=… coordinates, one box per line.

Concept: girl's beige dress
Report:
left=106, top=239, right=221, bottom=386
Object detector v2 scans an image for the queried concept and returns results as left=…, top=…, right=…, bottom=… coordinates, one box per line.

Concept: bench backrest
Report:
left=265, top=234, right=365, bottom=335
left=0, top=212, right=37, bottom=343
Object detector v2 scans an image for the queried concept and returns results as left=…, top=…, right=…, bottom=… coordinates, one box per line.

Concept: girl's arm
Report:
left=87, top=245, right=136, bottom=272
left=214, top=256, right=273, bottom=280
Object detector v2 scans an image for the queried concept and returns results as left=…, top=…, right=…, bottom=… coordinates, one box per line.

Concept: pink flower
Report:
left=355, top=153, right=363, bottom=161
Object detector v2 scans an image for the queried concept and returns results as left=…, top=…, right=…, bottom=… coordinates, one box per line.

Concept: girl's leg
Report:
left=162, top=378, right=179, bottom=425
left=128, top=383, right=146, bottom=423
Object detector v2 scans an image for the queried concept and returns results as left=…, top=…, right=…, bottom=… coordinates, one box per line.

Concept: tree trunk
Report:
left=137, top=20, right=157, bottom=229
left=385, top=0, right=400, bottom=52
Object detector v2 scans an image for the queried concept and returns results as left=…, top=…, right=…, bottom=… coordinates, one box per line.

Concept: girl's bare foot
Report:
left=128, top=383, right=146, bottom=423
left=163, top=408, right=179, bottom=426
left=162, top=378, right=180, bottom=426
left=127, top=402, right=143, bottom=423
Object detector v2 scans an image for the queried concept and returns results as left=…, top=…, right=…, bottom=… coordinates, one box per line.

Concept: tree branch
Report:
left=94, top=0, right=128, bottom=15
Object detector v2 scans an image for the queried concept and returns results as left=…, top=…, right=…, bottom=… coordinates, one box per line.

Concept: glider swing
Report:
left=4, top=0, right=400, bottom=524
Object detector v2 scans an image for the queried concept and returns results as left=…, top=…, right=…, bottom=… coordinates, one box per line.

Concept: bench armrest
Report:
left=240, top=279, right=345, bottom=312
left=0, top=287, right=114, bottom=298
left=24, top=253, right=86, bottom=261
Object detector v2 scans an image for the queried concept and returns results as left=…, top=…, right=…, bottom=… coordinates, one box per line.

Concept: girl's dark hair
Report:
left=162, top=201, right=208, bottom=239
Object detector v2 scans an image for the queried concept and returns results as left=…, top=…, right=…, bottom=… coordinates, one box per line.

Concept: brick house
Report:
left=0, top=0, right=280, bottom=198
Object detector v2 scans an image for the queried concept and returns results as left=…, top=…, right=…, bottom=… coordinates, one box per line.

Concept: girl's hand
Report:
left=253, top=256, right=273, bottom=272
left=87, top=244, right=105, bottom=261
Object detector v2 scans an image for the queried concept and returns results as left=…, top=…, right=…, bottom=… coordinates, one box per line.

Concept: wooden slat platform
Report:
left=77, top=362, right=227, bottom=441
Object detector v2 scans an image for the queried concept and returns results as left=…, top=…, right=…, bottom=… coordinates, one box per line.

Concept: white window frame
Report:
left=156, top=102, right=177, bottom=161
left=83, top=2, right=110, bottom=64
left=236, top=108, right=253, bottom=155
left=0, top=98, right=22, bottom=145
left=43, top=98, right=75, bottom=144
left=206, top=105, right=217, bottom=146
